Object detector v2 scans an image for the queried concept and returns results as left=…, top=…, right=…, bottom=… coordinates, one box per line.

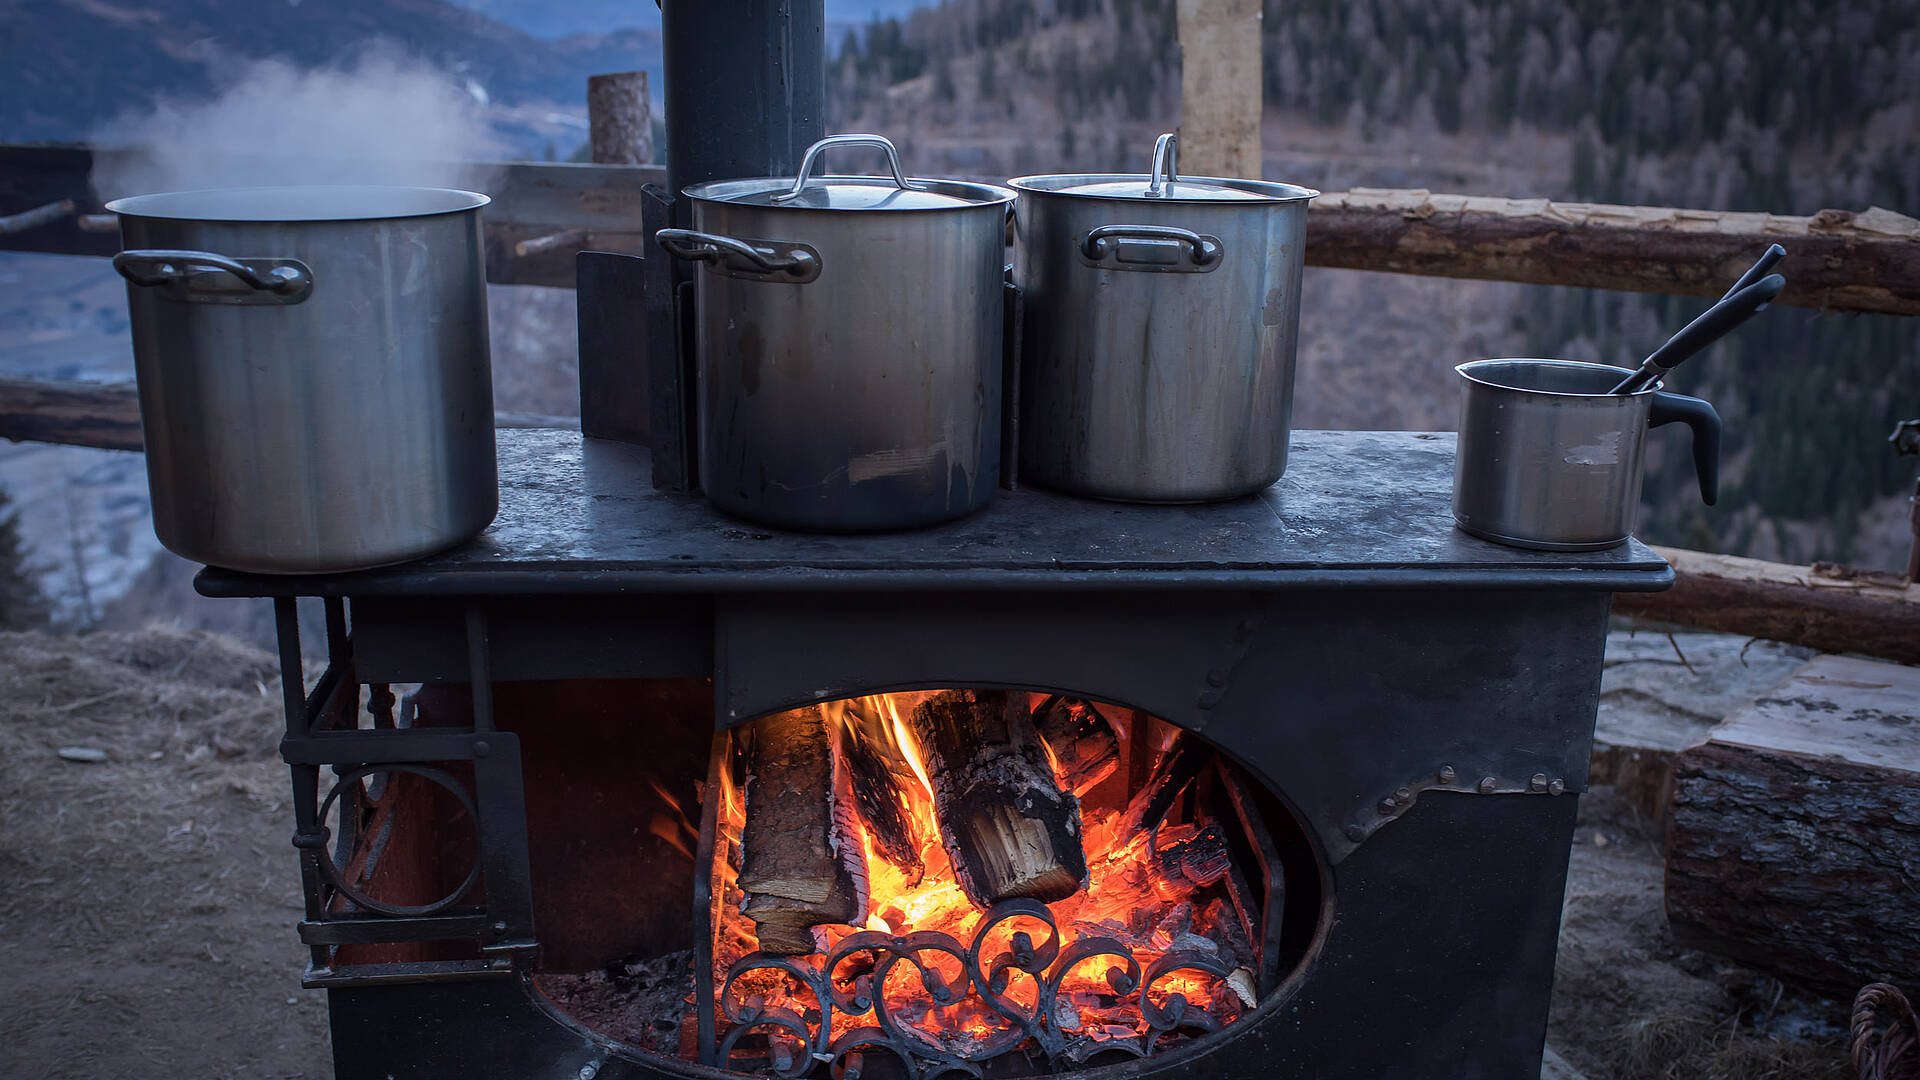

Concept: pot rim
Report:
left=106, top=185, right=489, bottom=223
left=1456, top=358, right=1654, bottom=397
left=1008, top=173, right=1318, bottom=204
left=683, top=175, right=1016, bottom=211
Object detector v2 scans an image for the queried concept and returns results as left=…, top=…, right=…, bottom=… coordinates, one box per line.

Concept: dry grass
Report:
left=1615, top=1012, right=1852, bottom=1080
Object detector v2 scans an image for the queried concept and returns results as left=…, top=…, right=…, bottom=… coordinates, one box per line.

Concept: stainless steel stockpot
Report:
left=108, top=186, right=497, bottom=574
left=658, top=134, right=1016, bottom=532
left=1010, top=134, right=1317, bottom=502
left=1451, top=359, right=1720, bottom=551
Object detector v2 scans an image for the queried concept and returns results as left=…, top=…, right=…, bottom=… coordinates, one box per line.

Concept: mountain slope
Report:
left=0, top=0, right=660, bottom=145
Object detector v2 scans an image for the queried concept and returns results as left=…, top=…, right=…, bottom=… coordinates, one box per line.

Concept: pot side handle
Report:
left=1648, top=391, right=1721, bottom=506
left=1081, top=225, right=1223, bottom=274
left=113, top=249, right=313, bottom=305
left=654, top=229, right=821, bottom=284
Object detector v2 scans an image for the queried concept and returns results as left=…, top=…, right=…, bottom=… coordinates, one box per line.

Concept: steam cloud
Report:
left=90, top=46, right=507, bottom=201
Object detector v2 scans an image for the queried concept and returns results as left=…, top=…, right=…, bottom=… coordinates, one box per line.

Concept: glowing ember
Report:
left=709, top=692, right=1256, bottom=1071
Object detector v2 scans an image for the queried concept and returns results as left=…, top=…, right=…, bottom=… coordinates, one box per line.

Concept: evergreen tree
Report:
left=0, top=487, right=48, bottom=630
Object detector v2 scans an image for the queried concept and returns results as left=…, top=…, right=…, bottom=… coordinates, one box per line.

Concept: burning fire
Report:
left=711, top=691, right=1253, bottom=1064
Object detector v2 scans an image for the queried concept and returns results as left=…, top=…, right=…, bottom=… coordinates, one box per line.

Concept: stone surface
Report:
left=1590, top=629, right=1815, bottom=819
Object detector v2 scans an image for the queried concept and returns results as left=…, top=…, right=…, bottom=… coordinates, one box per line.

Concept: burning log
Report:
left=837, top=705, right=925, bottom=883
left=1149, top=823, right=1233, bottom=902
left=737, top=706, right=868, bottom=955
left=909, top=690, right=1088, bottom=907
left=1121, top=734, right=1212, bottom=836
left=1033, top=696, right=1121, bottom=796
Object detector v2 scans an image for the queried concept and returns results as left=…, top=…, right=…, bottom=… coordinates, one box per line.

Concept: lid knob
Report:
left=1144, top=133, right=1179, bottom=198
left=773, top=134, right=920, bottom=204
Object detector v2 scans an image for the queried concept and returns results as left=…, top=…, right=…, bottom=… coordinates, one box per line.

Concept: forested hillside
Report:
left=829, top=0, right=1920, bottom=568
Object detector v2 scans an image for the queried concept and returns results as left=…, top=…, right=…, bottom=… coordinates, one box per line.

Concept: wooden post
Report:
left=587, top=72, right=653, bottom=166
left=1176, top=0, right=1262, bottom=178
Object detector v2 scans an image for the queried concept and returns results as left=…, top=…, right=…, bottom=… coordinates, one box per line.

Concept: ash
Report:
left=535, top=951, right=697, bottom=1058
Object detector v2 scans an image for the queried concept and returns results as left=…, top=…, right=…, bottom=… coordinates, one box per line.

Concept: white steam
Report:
left=90, top=47, right=507, bottom=201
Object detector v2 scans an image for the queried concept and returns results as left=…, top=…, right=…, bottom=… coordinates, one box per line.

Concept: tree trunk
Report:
left=737, top=706, right=867, bottom=955
left=910, top=690, right=1087, bottom=908
left=1665, top=655, right=1920, bottom=992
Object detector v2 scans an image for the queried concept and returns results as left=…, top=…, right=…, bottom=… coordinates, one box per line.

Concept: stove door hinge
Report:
left=1332, top=764, right=1573, bottom=860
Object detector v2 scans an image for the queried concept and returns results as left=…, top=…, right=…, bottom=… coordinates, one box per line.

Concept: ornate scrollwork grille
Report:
left=711, top=898, right=1239, bottom=1079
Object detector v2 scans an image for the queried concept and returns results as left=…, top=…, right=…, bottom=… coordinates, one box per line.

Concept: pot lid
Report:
left=1010, top=175, right=1315, bottom=202
left=105, top=185, right=489, bottom=222
left=682, top=134, right=1015, bottom=211
left=1009, top=132, right=1316, bottom=204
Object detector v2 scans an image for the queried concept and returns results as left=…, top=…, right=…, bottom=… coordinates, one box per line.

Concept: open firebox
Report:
left=530, top=691, right=1312, bottom=1077
left=198, top=429, right=1671, bottom=1080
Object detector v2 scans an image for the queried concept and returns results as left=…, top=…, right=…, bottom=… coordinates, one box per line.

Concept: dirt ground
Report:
left=0, top=628, right=1857, bottom=1080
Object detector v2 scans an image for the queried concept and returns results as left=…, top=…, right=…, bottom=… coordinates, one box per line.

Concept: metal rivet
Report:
left=1438, top=765, right=1456, bottom=784
left=1377, top=798, right=1397, bottom=816
left=1395, top=787, right=1413, bottom=802
left=1344, top=824, right=1367, bottom=842
left=493, top=921, right=508, bottom=933
left=1205, top=669, right=1227, bottom=687
left=1548, top=778, right=1566, bottom=796
left=1530, top=773, right=1549, bottom=793
left=1478, top=776, right=1497, bottom=794
left=473, top=740, right=491, bottom=758
left=1197, top=690, right=1222, bottom=709
left=579, top=1064, right=599, bottom=1080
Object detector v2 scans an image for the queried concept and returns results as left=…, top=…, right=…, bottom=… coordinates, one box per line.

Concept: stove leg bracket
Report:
left=273, top=597, right=540, bottom=989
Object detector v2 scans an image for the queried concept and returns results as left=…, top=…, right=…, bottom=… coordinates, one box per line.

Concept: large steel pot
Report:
left=1010, top=134, right=1317, bottom=502
left=658, top=134, right=1015, bottom=532
left=108, top=186, right=497, bottom=574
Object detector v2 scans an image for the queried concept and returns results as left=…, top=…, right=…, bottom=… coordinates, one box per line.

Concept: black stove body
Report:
left=200, top=428, right=1670, bottom=1080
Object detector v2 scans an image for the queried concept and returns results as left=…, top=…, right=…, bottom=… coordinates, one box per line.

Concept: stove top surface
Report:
left=198, top=428, right=1671, bottom=597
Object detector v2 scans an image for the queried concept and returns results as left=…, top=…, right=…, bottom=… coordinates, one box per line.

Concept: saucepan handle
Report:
left=654, top=228, right=821, bottom=283
left=1081, top=224, right=1223, bottom=273
left=1648, top=391, right=1721, bottom=506
left=113, top=249, right=313, bottom=305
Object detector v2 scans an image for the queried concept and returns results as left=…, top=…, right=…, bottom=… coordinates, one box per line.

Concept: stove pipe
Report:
left=660, top=0, right=827, bottom=197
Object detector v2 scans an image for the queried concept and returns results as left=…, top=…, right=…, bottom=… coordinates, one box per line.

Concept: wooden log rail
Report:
left=1615, top=546, right=1920, bottom=666
left=4, top=144, right=1919, bottom=308
left=0, top=376, right=573, bottom=452
left=1308, top=190, right=1920, bottom=316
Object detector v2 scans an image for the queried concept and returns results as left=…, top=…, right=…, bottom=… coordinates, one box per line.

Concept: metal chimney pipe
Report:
left=660, top=0, right=826, bottom=197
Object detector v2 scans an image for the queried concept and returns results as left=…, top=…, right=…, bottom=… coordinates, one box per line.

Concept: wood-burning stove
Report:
left=197, top=427, right=1670, bottom=1079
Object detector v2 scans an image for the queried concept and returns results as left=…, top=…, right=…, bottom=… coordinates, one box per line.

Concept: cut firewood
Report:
left=837, top=708, right=925, bottom=883
left=1033, top=696, right=1121, bottom=796
left=909, top=690, right=1088, bottom=908
left=737, top=706, right=867, bottom=955
left=1666, top=655, right=1920, bottom=992
left=1121, top=735, right=1212, bottom=836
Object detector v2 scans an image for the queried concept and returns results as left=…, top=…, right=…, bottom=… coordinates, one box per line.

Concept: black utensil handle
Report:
left=1640, top=273, right=1786, bottom=376
left=1720, top=243, right=1786, bottom=302
left=1649, top=392, right=1721, bottom=507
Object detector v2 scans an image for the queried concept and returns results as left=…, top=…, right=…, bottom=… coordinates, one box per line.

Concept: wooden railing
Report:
left=4, top=144, right=1919, bottom=310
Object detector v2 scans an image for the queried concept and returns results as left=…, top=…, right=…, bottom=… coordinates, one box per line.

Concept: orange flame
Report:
left=710, top=692, right=1248, bottom=1051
